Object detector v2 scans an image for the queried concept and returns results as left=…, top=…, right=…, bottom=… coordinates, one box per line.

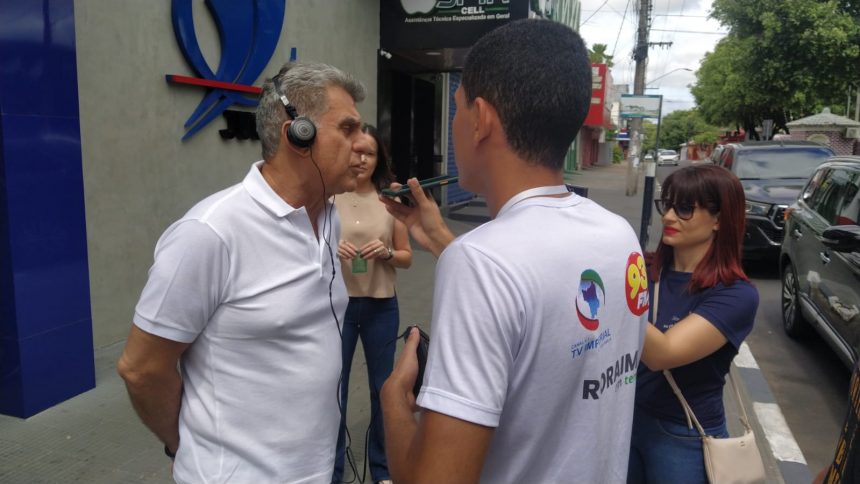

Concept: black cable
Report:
left=308, top=150, right=360, bottom=483
left=310, top=143, right=421, bottom=482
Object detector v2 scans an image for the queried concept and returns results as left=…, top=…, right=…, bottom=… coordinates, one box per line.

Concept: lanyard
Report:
left=497, top=185, right=573, bottom=217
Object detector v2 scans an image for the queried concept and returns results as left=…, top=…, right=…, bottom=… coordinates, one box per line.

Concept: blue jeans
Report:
left=333, top=296, right=399, bottom=483
left=628, top=406, right=729, bottom=484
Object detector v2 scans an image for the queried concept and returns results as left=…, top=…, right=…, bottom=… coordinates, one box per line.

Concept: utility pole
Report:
left=625, top=0, right=671, bottom=196
left=625, top=0, right=649, bottom=196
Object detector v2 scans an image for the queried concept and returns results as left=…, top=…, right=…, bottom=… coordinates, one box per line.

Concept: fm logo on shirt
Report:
left=582, top=351, right=639, bottom=399
left=625, top=252, right=650, bottom=316
left=575, top=270, right=605, bottom=331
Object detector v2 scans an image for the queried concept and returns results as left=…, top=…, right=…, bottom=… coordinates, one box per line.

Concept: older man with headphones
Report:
left=118, top=62, right=371, bottom=483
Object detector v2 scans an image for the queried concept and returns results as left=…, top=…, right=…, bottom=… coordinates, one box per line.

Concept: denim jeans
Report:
left=333, top=296, right=399, bottom=483
left=627, top=406, right=729, bottom=484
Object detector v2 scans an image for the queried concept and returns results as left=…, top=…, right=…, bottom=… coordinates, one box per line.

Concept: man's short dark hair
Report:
left=462, top=19, right=592, bottom=169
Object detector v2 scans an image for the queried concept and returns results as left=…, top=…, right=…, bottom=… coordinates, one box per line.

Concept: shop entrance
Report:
left=379, top=70, right=442, bottom=185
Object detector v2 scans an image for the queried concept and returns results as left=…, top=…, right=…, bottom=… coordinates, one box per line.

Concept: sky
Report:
left=578, top=0, right=728, bottom=115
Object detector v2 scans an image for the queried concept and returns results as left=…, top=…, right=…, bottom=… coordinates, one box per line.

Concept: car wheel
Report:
left=782, top=262, right=810, bottom=338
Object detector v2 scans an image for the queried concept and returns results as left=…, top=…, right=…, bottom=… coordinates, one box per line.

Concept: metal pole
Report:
left=639, top=96, right=662, bottom=250
left=855, top=83, right=860, bottom=121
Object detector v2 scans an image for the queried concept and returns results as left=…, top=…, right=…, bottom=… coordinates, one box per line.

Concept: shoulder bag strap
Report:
left=727, top=370, right=754, bottom=433
left=655, top=280, right=754, bottom=436
left=653, top=280, right=706, bottom=435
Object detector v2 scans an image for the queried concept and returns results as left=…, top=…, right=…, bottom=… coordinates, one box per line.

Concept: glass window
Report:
left=734, top=147, right=833, bottom=179
left=835, top=171, right=860, bottom=226
left=801, top=168, right=828, bottom=203
left=808, top=169, right=860, bottom=225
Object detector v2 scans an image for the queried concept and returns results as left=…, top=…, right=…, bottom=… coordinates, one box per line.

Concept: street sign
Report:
left=620, top=94, right=662, bottom=119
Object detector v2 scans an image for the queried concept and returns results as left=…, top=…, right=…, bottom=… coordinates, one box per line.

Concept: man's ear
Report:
left=472, top=96, right=500, bottom=144
left=281, top=121, right=310, bottom=156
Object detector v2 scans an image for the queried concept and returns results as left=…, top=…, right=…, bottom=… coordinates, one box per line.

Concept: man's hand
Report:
left=380, top=178, right=454, bottom=258
left=382, top=327, right=421, bottom=412
left=382, top=328, right=494, bottom=483
left=382, top=327, right=422, bottom=481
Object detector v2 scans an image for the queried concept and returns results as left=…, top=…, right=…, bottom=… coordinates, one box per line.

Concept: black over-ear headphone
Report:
left=273, top=80, right=316, bottom=148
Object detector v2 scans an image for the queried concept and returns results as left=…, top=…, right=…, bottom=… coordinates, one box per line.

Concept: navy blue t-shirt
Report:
left=635, top=270, right=759, bottom=428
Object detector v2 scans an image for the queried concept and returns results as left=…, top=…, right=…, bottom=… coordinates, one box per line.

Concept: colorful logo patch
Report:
left=625, top=252, right=650, bottom=316
left=575, top=269, right=605, bottom=331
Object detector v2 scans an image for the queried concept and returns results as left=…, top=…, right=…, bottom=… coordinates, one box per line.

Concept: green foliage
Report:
left=605, top=126, right=619, bottom=140
left=658, top=109, right=722, bottom=150
left=613, top=144, right=624, bottom=163
left=588, top=43, right=614, bottom=68
left=640, top=121, right=659, bottom=154
left=693, top=0, right=860, bottom=135
left=693, top=129, right=721, bottom=145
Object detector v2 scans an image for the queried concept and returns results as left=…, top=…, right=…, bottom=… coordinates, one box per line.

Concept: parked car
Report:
left=709, top=144, right=725, bottom=164
left=714, top=141, right=834, bottom=258
left=780, top=156, right=860, bottom=368
left=657, top=149, right=679, bottom=166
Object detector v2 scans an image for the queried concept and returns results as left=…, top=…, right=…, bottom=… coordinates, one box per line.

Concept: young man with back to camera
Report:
left=379, top=19, right=649, bottom=483
left=117, top=62, right=371, bottom=483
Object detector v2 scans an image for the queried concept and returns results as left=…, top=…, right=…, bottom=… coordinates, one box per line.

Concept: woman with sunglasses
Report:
left=627, top=164, right=759, bottom=484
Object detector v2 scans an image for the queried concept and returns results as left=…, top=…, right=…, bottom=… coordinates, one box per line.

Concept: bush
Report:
left=613, top=144, right=624, bottom=163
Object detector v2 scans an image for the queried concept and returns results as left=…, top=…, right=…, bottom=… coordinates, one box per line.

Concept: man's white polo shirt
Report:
left=134, top=161, right=347, bottom=483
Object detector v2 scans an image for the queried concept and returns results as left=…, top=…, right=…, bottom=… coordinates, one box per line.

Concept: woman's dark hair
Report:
left=652, top=164, right=749, bottom=291
left=362, top=124, right=395, bottom=192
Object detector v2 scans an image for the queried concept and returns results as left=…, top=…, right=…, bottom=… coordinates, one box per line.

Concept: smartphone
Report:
left=381, top=175, right=459, bottom=198
left=401, top=325, right=430, bottom=397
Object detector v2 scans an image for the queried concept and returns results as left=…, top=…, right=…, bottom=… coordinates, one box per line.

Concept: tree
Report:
left=588, top=43, right=614, bottom=67
left=692, top=0, right=860, bottom=136
left=659, top=109, right=722, bottom=150
left=640, top=121, right=658, bottom=155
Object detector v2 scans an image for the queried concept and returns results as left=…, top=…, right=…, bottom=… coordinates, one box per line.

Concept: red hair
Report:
left=650, top=164, right=748, bottom=291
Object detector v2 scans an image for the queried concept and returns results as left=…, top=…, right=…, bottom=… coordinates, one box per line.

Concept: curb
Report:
left=734, top=342, right=812, bottom=484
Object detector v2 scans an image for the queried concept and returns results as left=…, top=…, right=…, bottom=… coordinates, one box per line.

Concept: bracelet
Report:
left=383, top=246, right=394, bottom=261
left=164, top=444, right=176, bottom=460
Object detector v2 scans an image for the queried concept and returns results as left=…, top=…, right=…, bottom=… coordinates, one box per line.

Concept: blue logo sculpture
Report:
left=170, top=0, right=287, bottom=140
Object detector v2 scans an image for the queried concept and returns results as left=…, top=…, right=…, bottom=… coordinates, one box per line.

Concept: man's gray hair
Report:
left=256, top=62, right=366, bottom=159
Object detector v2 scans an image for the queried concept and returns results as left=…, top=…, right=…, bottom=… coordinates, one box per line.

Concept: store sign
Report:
left=584, top=64, right=607, bottom=127
left=166, top=0, right=286, bottom=140
left=620, top=95, right=662, bottom=119
left=381, top=0, right=528, bottom=50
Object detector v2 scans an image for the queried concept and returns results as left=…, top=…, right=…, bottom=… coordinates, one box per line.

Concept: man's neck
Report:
left=261, top=156, right=326, bottom=223
left=483, top=154, right=565, bottom=218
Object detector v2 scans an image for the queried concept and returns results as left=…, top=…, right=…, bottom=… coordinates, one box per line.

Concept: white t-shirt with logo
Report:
left=134, top=161, right=347, bottom=484
left=418, top=189, right=648, bottom=483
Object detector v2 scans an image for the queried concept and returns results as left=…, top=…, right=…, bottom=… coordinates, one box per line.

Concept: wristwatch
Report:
left=383, top=246, right=394, bottom=261
left=164, top=445, right=176, bottom=460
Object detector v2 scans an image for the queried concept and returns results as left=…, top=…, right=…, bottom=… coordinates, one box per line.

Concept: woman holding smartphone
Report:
left=333, top=124, right=412, bottom=484
left=628, top=164, right=759, bottom=484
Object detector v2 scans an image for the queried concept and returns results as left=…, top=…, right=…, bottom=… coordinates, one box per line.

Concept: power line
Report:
left=611, top=0, right=633, bottom=58
left=582, top=0, right=611, bottom=25
left=651, top=28, right=728, bottom=35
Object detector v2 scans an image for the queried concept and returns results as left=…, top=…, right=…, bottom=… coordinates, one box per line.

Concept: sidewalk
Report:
left=0, top=162, right=795, bottom=483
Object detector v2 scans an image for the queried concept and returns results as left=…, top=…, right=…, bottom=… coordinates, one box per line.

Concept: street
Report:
left=654, top=160, right=851, bottom=474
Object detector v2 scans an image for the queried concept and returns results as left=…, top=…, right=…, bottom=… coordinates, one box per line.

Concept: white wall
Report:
left=75, top=0, right=380, bottom=347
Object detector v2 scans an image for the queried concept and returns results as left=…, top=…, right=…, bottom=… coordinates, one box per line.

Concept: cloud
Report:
left=579, top=0, right=726, bottom=113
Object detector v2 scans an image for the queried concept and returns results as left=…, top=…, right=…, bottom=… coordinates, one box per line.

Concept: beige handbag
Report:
left=653, top=282, right=766, bottom=484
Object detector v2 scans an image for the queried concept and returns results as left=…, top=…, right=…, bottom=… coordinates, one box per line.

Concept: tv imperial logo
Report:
left=167, top=0, right=287, bottom=140
left=575, top=270, right=605, bottom=331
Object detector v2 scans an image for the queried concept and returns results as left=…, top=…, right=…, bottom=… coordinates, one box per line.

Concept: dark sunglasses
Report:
left=654, top=199, right=696, bottom=220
